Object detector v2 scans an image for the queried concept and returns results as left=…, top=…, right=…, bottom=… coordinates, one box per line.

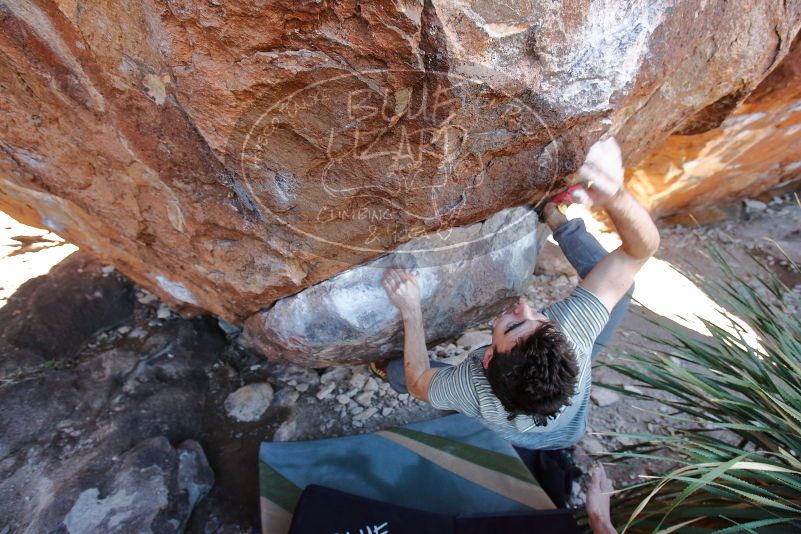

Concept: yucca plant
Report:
left=599, top=246, right=801, bottom=533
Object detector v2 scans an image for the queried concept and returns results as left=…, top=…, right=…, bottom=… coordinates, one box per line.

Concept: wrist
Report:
left=600, top=186, right=627, bottom=208
left=401, top=304, right=422, bottom=323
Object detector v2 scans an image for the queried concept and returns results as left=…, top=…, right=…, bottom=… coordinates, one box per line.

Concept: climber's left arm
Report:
left=381, top=268, right=437, bottom=402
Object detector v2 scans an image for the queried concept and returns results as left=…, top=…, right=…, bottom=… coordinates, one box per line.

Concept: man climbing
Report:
left=372, top=137, right=660, bottom=449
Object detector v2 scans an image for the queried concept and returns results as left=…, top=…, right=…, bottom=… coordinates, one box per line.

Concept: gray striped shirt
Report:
left=427, top=286, right=610, bottom=449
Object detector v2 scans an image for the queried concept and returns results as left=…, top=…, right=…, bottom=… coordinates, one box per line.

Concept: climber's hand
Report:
left=382, top=267, right=421, bottom=319
left=571, top=137, right=624, bottom=207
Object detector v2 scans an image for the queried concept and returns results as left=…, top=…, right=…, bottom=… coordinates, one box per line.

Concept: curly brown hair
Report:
left=484, top=322, right=579, bottom=425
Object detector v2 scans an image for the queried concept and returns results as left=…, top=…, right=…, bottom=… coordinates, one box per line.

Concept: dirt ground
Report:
left=1, top=192, right=799, bottom=531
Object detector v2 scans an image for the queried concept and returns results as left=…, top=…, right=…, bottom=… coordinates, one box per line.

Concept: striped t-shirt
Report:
left=427, top=285, right=610, bottom=449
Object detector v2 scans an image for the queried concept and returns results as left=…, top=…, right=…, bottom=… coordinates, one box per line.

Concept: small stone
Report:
left=349, top=406, right=364, bottom=415
left=336, top=394, right=351, bottom=405
left=156, top=305, right=171, bottom=319
left=354, top=406, right=378, bottom=421
left=273, top=420, right=297, bottom=442
left=744, top=199, right=767, bottom=214
left=295, top=383, right=310, bottom=393
left=344, top=387, right=359, bottom=398
left=273, top=388, right=300, bottom=407
left=362, top=377, right=379, bottom=392
left=137, top=291, right=158, bottom=305
left=456, top=330, right=492, bottom=350
left=381, top=407, right=394, bottom=416
left=128, top=327, right=147, bottom=338
left=348, top=373, right=367, bottom=390
left=320, top=367, right=350, bottom=385
left=398, top=394, right=409, bottom=402
left=316, top=382, right=336, bottom=400
left=101, top=265, right=115, bottom=275
left=224, top=383, right=274, bottom=422
left=590, top=388, right=620, bottom=407
left=355, top=391, right=374, bottom=407
left=581, top=435, right=605, bottom=455
left=117, top=326, right=132, bottom=335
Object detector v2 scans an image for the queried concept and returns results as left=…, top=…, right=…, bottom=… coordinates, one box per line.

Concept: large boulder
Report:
left=0, top=254, right=227, bottom=532
left=241, top=205, right=543, bottom=365
left=1, top=0, right=800, bottom=360
left=627, top=31, right=801, bottom=218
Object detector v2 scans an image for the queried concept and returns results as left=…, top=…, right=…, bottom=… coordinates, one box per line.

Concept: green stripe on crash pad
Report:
left=258, top=459, right=302, bottom=513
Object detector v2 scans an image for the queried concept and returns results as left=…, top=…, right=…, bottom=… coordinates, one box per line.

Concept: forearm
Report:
left=401, top=306, right=430, bottom=400
left=602, top=188, right=660, bottom=260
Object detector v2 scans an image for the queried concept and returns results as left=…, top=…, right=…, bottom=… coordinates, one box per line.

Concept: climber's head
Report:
left=483, top=298, right=579, bottom=421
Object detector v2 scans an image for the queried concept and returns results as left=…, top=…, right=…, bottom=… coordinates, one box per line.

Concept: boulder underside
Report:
left=1, top=0, right=800, bottom=365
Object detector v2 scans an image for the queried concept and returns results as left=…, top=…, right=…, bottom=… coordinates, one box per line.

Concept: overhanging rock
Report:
left=241, top=206, right=544, bottom=366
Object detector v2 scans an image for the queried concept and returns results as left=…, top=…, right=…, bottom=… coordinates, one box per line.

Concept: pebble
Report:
left=348, top=373, right=367, bottom=390
left=363, top=377, right=379, bottom=392
left=316, top=382, right=336, bottom=400
left=320, top=367, right=350, bottom=385
left=273, top=419, right=297, bottom=442
left=744, top=198, right=768, bottom=214
left=101, top=265, right=115, bottom=275
left=273, top=388, right=300, bottom=407
left=336, top=394, right=351, bottom=405
left=581, top=435, right=605, bottom=455
left=381, top=407, right=394, bottom=417
left=137, top=292, right=158, bottom=305
left=295, top=383, right=310, bottom=393
left=349, top=406, right=364, bottom=416
left=355, top=391, right=374, bottom=407
left=590, top=388, right=620, bottom=407
left=398, top=394, right=409, bottom=402
left=224, top=383, right=274, bottom=422
left=117, top=326, right=132, bottom=335
left=354, top=407, right=378, bottom=421
left=156, top=305, right=171, bottom=319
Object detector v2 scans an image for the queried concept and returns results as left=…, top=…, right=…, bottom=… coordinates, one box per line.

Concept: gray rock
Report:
left=348, top=373, right=368, bottom=390
left=241, top=207, right=544, bottom=365
left=273, top=419, right=297, bottom=442
left=335, top=394, right=351, bottom=405
left=355, top=391, right=374, bottom=407
left=320, top=367, right=350, bottom=385
left=273, top=387, right=300, bottom=407
left=354, top=406, right=378, bottom=421
left=315, top=382, right=336, bottom=400
left=224, top=383, right=274, bottom=422
left=62, top=437, right=213, bottom=533
left=381, top=407, right=394, bottom=417
left=266, top=364, right=320, bottom=388
left=580, top=435, right=605, bottom=455
left=362, top=377, right=379, bottom=392
left=744, top=198, right=768, bottom=214
left=590, top=388, right=620, bottom=407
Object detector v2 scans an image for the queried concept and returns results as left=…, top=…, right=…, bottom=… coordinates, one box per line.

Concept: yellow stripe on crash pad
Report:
left=375, top=430, right=555, bottom=510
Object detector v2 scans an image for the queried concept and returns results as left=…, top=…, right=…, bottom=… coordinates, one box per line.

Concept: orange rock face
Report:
left=0, top=1, right=800, bottom=337
left=627, top=31, right=801, bottom=218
